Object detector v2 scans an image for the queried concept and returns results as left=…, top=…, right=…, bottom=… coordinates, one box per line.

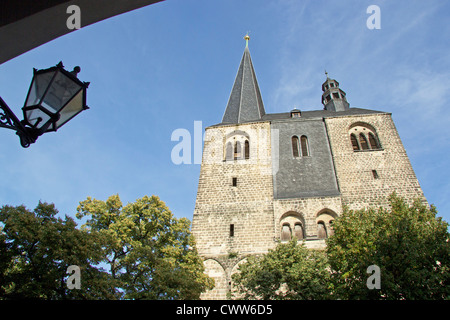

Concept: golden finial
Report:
left=325, top=70, right=329, bottom=79
left=244, top=33, right=250, bottom=47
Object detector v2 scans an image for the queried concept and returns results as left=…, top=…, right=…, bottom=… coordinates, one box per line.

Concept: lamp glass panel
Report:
left=25, top=108, right=51, bottom=128
left=56, top=90, right=84, bottom=128
left=40, top=71, right=81, bottom=113
left=25, top=72, right=55, bottom=107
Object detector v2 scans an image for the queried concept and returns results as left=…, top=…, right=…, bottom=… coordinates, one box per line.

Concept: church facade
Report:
left=191, top=38, right=426, bottom=299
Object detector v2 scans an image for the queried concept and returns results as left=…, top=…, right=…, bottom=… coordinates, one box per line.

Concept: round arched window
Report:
left=348, top=123, right=381, bottom=151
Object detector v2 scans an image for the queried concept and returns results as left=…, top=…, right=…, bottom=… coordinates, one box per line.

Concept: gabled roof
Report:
left=221, top=46, right=265, bottom=124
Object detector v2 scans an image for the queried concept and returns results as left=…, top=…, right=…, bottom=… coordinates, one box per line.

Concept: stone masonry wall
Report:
left=273, top=195, right=342, bottom=240
left=191, top=121, right=276, bottom=299
left=324, top=113, right=426, bottom=210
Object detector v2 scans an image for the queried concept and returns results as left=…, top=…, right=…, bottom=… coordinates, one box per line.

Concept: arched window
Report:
left=316, top=211, right=336, bottom=239
left=317, top=222, right=327, bottom=239
left=225, top=142, right=233, bottom=161
left=292, top=136, right=300, bottom=158
left=300, top=135, right=309, bottom=156
left=368, top=132, right=379, bottom=149
left=244, top=140, right=250, bottom=160
left=359, top=133, right=369, bottom=150
left=234, top=141, right=241, bottom=160
left=281, top=224, right=291, bottom=242
left=225, top=131, right=251, bottom=161
left=280, top=212, right=306, bottom=242
left=350, top=133, right=360, bottom=151
left=294, top=223, right=304, bottom=240
left=349, top=123, right=382, bottom=152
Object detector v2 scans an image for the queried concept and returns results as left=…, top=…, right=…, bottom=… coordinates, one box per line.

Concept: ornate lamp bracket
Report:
left=0, top=97, right=35, bottom=147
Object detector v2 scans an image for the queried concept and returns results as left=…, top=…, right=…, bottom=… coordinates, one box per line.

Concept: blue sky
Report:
left=0, top=0, right=449, bottom=226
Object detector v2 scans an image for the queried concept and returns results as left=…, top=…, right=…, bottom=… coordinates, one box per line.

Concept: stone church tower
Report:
left=191, top=36, right=426, bottom=299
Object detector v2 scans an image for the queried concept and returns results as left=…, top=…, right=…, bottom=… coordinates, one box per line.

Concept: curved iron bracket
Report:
left=0, top=97, right=36, bottom=147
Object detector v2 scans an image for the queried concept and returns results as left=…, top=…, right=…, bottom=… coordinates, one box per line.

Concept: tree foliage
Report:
left=327, top=193, right=450, bottom=299
left=0, top=202, right=114, bottom=299
left=232, top=239, right=331, bottom=300
left=232, top=194, right=449, bottom=300
left=76, top=194, right=214, bottom=300
left=0, top=195, right=213, bottom=300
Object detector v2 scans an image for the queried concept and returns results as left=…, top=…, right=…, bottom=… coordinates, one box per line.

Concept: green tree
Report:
left=232, top=239, right=331, bottom=300
left=76, top=194, right=214, bottom=299
left=326, top=193, right=450, bottom=299
left=0, top=202, right=115, bottom=299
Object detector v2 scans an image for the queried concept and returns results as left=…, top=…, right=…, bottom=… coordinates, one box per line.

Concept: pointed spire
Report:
left=221, top=35, right=265, bottom=124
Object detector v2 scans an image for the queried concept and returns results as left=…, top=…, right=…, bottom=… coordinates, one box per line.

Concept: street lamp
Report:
left=0, top=62, right=89, bottom=148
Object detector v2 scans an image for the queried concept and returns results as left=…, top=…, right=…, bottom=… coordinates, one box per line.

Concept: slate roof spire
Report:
left=221, top=34, right=265, bottom=124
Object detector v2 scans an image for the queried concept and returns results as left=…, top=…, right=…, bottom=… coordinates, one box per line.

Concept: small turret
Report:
left=321, top=71, right=350, bottom=112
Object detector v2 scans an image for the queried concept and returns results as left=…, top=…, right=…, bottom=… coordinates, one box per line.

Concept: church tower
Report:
left=191, top=36, right=426, bottom=300
left=192, top=36, right=276, bottom=299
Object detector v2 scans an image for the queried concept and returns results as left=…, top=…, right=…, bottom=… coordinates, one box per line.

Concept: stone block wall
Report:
left=273, top=195, right=342, bottom=241
left=200, top=256, right=248, bottom=300
left=192, top=121, right=276, bottom=258
left=192, top=121, right=277, bottom=300
left=324, top=113, right=426, bottom=210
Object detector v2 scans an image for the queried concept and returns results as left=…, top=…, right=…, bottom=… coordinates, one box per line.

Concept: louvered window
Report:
left=244, top=140, right=250, bottom=160
left=292, top=136, right=299, bottom=158
left=294, top=223, right=304, bottom=240
left=317, top=222, right=327, bottom=239
left=281, top=224, right=291, bottom=242
left=368, top=132, right=379, bottom=149
left=301, top=135, right=309, bottom=156
left=359, top=133, right=369, bottom=150
left=350, top=133, right=359, bottom=150
left=234, top=141, right=241, bottom=160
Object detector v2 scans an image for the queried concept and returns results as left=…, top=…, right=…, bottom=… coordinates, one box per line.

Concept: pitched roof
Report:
left=262, top=107, right=388, bottom=121
left=221, top=46, right=265, bottom=124
left=210, top=107, right=387, bottom=128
